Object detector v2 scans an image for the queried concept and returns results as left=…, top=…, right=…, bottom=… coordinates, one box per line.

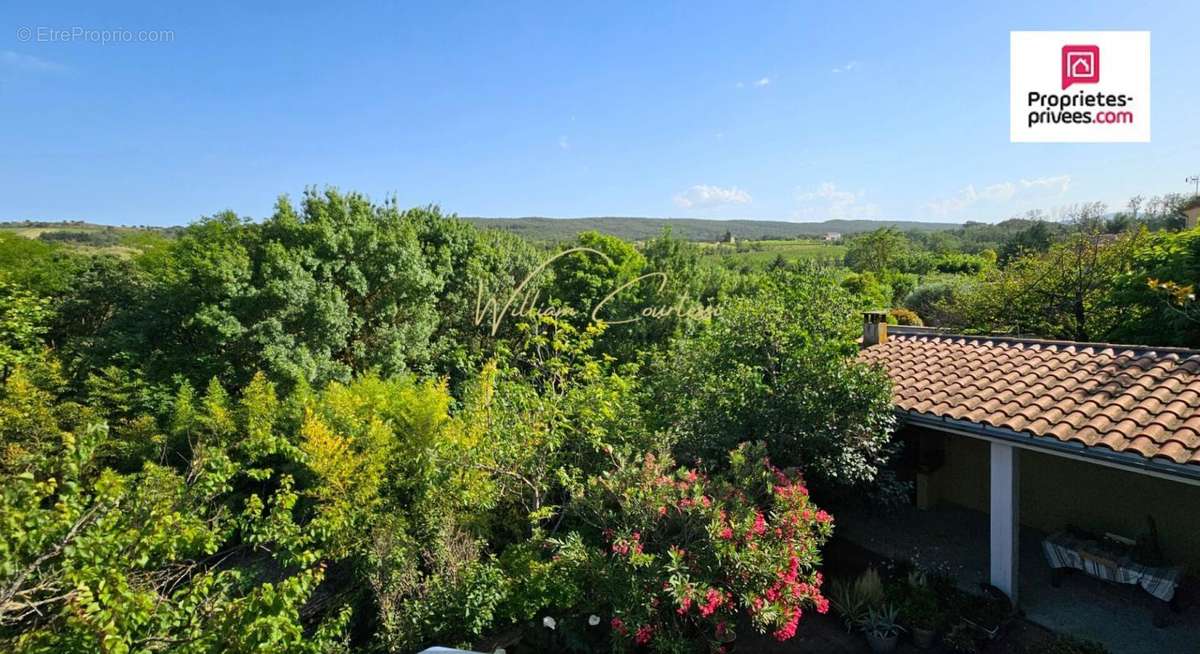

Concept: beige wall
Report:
left=918, top=428, right=1200, bottom=572
left=1186, top=206, right=1200, bottom=230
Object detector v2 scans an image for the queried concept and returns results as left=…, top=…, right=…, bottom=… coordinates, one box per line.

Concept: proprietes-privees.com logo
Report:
left=1010, top=31, right=1150, bottom=143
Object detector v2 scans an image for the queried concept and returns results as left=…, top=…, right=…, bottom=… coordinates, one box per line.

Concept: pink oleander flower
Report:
left=634, top=624, right=654, bottom=645
left=773, top=607, right=801, bottom=641
left=699, top=588, right=725, bottom=617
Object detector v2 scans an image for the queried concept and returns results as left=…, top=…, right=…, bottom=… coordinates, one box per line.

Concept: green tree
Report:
left=549, top=231, right=647, bottom=328
left=0, top=371, right=346, bottom=654
left=0, top=281, right=51, bottom=379
left=618, top=229, right=718, bottom=357
left=647, top=268, right=896, bottom=488
left=1103, top=227, right=1200, bottom=346
left=0, top=233, right=85, bottom=298
left=405, top=207, right=544, bottom=385
left=840, top=272, right=893, bottom=310
left=844, top=228, right=908, bottom=273
left=998, top=220, right=1053, bottom=264
left=248, top=190, right=441, bottom=386
left=944, top=223, right=1141, bottom=341
left=58, top=189, right=447, bottom=392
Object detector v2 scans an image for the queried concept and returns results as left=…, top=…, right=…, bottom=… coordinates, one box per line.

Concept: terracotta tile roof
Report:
left=859, top=330, right=1200, bottom=467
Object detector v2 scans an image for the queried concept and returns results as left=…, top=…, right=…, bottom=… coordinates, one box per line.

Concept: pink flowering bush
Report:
left=567, top=442, right=833, bottom=652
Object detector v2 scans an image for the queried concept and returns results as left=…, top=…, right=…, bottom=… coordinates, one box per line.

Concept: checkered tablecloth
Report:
left=1042, top=531, right=1183, bottom=602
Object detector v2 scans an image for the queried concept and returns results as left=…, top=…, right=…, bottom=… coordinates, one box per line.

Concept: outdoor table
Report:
left=1042, top=531, right=1183, bottom=626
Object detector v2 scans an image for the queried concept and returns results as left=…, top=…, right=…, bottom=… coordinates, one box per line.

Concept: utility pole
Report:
left=1188, top=175, right=1200, bottom=196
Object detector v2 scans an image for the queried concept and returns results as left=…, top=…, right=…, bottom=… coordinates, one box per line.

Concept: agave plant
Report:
left=829, top=567, right=887, bottom=632
left=829, top=579, right=870, bottom=632
left=857, top=604, right=905, bottom=639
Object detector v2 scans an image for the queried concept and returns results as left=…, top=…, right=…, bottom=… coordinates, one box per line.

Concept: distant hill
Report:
left=464, top=217, right=960, bottom=242
left=0, top=220, right=179, bottom=234
left=0, top=217, right=964, bottom=245
left=0, top=220, right=179, bottom=256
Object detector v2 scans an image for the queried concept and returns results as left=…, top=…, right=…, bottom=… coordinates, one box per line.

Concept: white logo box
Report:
left=1010, top=31, right=1150, bottom=143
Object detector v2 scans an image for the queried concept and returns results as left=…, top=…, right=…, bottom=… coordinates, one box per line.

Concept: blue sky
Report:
left=2, top=1, right=1198, bottom=226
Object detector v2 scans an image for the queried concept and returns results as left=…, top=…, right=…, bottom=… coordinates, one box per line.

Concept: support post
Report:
left=989, top=441, right=1020, bottom=604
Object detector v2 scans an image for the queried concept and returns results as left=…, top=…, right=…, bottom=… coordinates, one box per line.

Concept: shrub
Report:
left=0, top=373, right=346, bottom=653
left=38, top=229, right=122, bottom=247
left=934, top=253, right=986, bottom=275
left=899, top=586, right=941, bottom=630
left=880, top=271, right=918, bottom=305
left=888, top=308, right=923, bottom=326
left=895, top=252, right=938, bottom=275
left=568, top=443, right=833, bottom=650
left=650, top=271, right=897, bottom=489
left=841, top=272, right=893, bottom=310
left=903, top=282, right=961, bottom=326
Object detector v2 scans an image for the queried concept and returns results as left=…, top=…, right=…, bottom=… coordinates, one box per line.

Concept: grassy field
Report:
left=698, top=239, right=846, bottom=270
left=0, top=222, right=175, bottom=257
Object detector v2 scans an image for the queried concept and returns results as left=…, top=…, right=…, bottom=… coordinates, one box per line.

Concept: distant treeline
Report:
left=38, top=229, right=123, bottom=246
left=464, top=216, right=959, bottom=242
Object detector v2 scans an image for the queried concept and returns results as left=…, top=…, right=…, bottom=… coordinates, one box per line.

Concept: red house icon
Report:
left=1062, top=45, right=1100, bottom=89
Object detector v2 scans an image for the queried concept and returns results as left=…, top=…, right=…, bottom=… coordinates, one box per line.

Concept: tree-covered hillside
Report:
left=464, top=216, right=959, bottom=242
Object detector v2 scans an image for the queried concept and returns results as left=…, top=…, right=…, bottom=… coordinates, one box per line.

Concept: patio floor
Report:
left=832, top=502, right=1200, bottom=654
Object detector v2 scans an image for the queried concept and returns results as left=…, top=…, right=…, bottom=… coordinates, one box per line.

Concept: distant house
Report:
left=720, top=230, right=736, bottom=245
left=1184, top=196, right=1200, bottom=229
left=823, top=232, right=841, bottom=241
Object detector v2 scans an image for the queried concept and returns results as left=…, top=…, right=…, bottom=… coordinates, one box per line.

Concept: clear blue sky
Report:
left=2, top=1, right=1198, bottom=226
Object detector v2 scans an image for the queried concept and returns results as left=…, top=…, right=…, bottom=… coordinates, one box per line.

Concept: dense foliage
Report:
left=648, top=269, right=896, bottom=489
left=3, top=186, right=1192, bottom=651
left=0, top=190, right=900, bottom=653
left=833, top=196, right=1200, bottom=347
left=568, top=443, right=833, bottom=651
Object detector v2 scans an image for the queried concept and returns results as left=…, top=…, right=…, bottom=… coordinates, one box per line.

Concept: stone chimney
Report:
left=863, top=311, right=888, bottom=347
